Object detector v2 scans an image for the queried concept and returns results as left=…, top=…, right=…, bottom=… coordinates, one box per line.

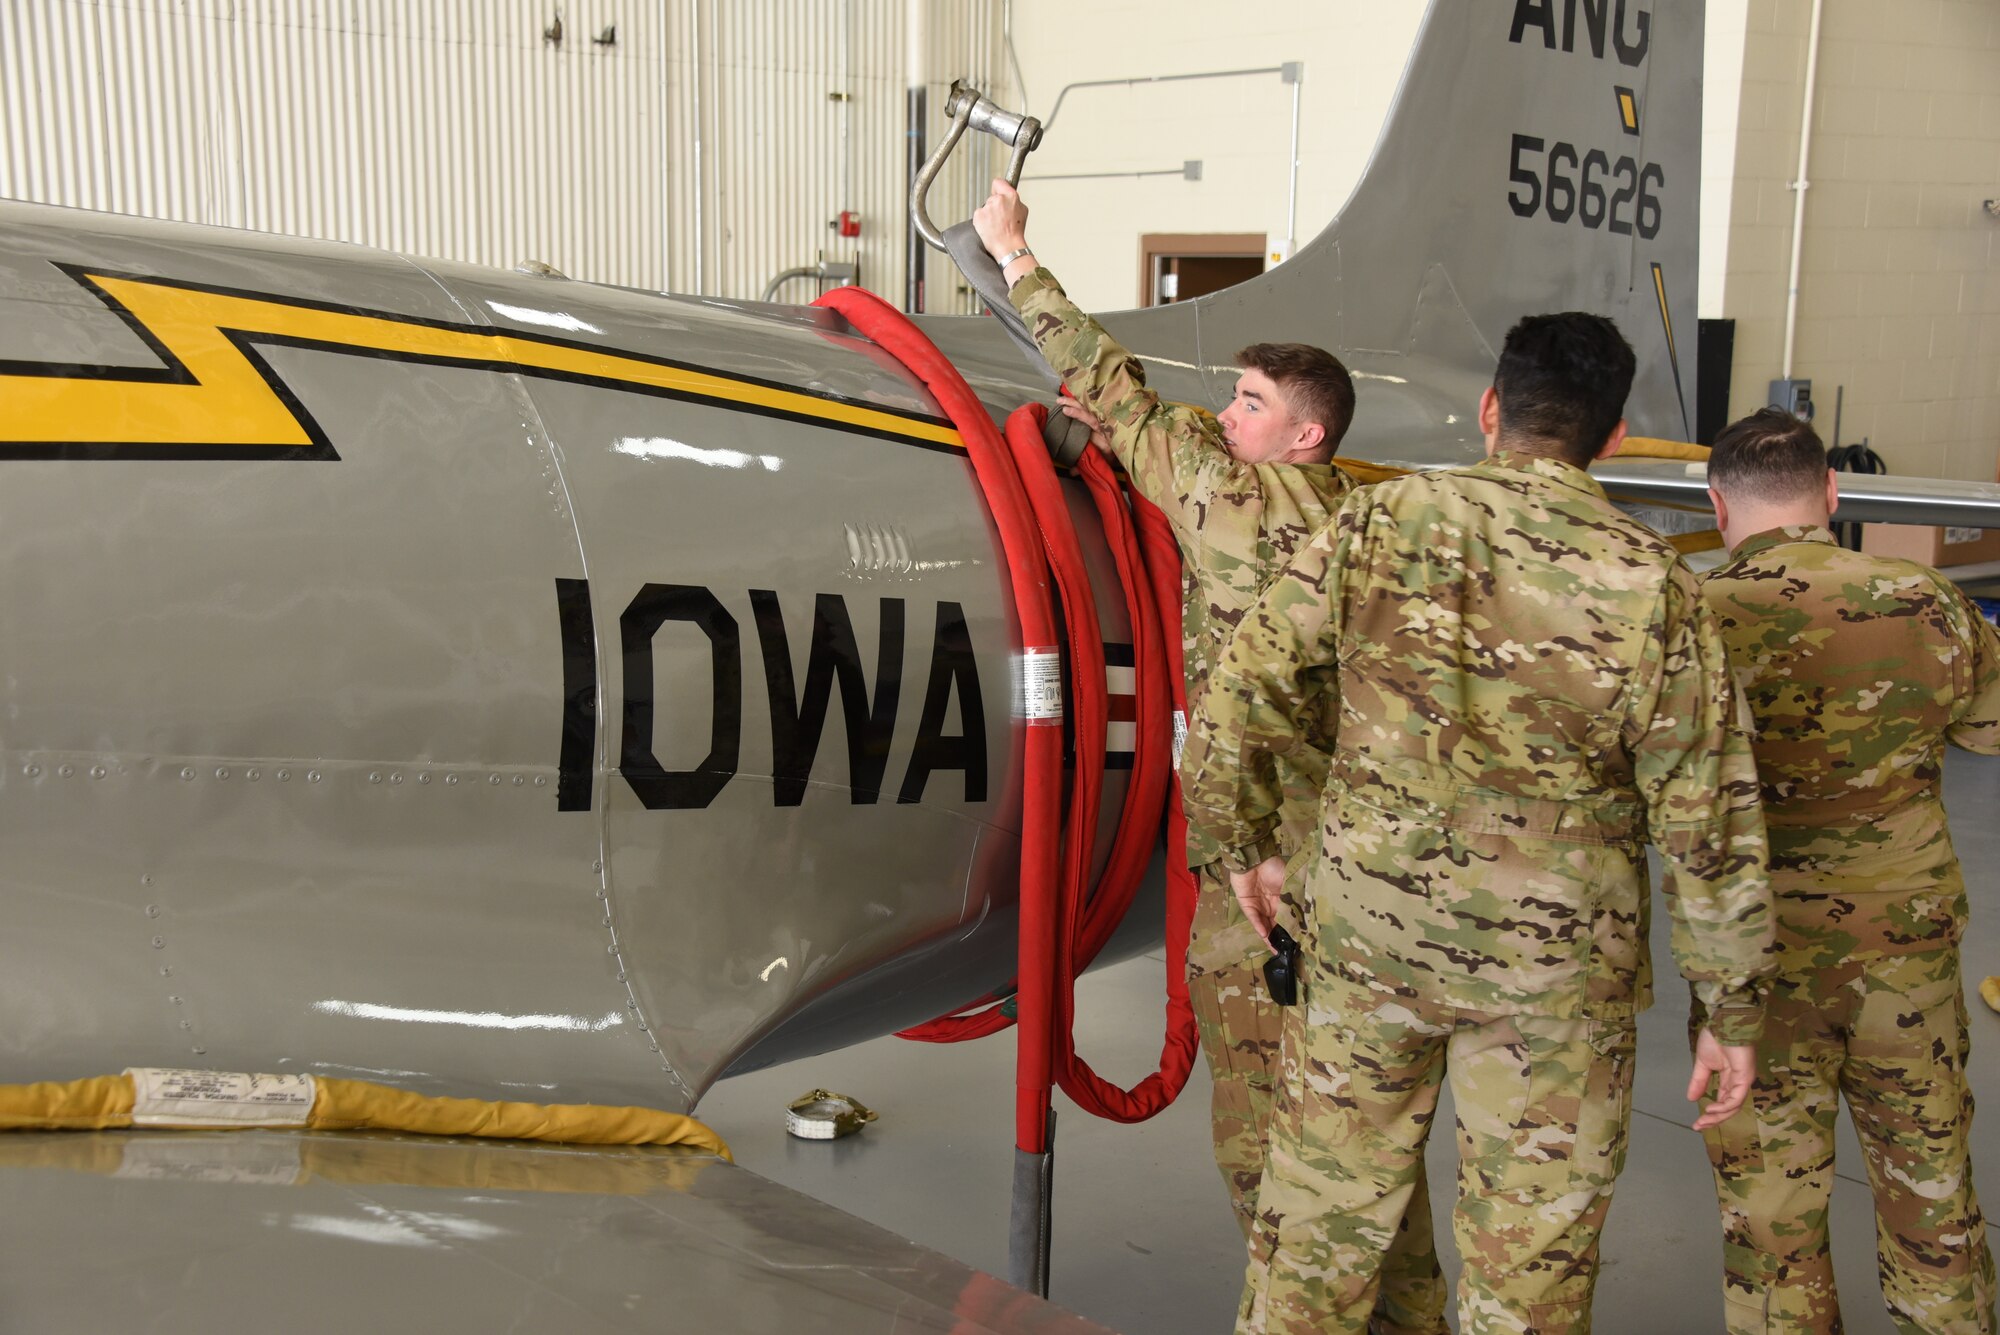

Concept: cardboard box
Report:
left=1861, top=523, right=2000, bottom=568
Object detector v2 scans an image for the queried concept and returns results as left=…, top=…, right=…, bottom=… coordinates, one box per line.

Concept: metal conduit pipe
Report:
left=1041, top=66, right=1288, bottom=129
left=1003, top=0, right=1030, bottom=112
left=1040, top=65, right=1304, bottom=252
left=1284, top=62, right=1302, bottom=253
left=658, top=11, right=672, bottom=286
left=904, top=0, right=927, bottom=311
left=841, top=0, right=855, bottom=223
left=761, top=261, right=857, bottom=303
left=762, top=268, right=821, bottom=302
left=689, top=0, right=706, bottom=296
left=1781, top=0, right=1825, bottom=380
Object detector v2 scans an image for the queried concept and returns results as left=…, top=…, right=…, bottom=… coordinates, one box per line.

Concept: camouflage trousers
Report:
left=1188, top=865, right=1448, bottom=1335
left=1238, top=969, right=1636, bottom=1335
left=1691, top=949, right=1995, bottom=1335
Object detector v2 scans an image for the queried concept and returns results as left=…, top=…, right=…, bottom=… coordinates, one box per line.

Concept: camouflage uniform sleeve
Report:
left=1180, top=503, right=1357, bottom=871
left=1943, top=586, right=2000, bottom=753
left=1009, top=267, right=1231, bottom=538
left=1625, top=566, right=1774, bottom=1046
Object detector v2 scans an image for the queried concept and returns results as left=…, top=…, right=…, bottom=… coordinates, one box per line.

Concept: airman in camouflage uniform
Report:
left=1697, top=408, right=2000, bottom=1335
left=1182, top=312, right=1776, bottom=1335
left=972, top=179, right=1448, bottom=1335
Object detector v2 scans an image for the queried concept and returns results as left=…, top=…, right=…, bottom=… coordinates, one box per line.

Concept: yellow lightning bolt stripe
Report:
left=3, top=273, right=963, bottom=451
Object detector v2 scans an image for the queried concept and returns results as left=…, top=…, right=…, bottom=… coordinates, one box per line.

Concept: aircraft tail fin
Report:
left=1190, top=0, right=1702, bottom=443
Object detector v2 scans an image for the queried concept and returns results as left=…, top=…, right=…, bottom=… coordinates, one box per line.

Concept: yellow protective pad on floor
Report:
left=0, top=1071, right=731, bottom=1161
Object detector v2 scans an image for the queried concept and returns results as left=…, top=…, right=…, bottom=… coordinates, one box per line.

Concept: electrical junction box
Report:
left=1768, top=377, right=1814, bottom=421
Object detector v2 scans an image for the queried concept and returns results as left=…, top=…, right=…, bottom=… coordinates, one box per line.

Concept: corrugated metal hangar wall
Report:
left=1, top=0, right=1010, bottom=310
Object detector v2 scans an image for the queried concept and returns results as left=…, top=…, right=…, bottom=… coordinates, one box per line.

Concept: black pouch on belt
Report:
left=1263, top=925, right=1300, bottom=1007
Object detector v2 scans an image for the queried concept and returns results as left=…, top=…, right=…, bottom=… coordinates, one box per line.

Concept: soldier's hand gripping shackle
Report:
left=911, top=81, right=1044, bottom=253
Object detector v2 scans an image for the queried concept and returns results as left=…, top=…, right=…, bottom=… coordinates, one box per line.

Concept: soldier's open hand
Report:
left=1687, top=1027, right=1756, bottom=1130
left=1228, top=855, right=1288, bottom=944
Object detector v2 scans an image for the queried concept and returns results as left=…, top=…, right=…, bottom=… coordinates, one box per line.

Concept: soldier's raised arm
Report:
left=1622, top=565, right=1775, bottom=1046
left=1181, top=505, right=1356, bottom=870
left=1945, top=589, right=2000, bottom=753
left=971, top=179, right=1235, bottom=534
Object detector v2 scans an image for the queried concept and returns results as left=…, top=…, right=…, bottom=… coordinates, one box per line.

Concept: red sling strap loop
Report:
left=999, top=410, right=1196, bottom=1123
left=812, top=286, right=1062, bottom=1155
left=1069, top=448, right=1171, bottom=967
left=1082, top=487, right=1202, bottom=1118
left=813, top=285, right=1196, bottom=1138
left=1000, top=409, right=1184, bottom=1127
left=908, top=421, right=1188, bottom=1073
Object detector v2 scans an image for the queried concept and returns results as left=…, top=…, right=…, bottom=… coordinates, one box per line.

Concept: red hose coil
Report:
left=812, top=286, right=1196, bottom=1144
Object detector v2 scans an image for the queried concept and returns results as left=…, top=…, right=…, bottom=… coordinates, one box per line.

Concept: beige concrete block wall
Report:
left=1702, top=0, right=1753, bottom=319
left=1003, top=3, right=1424, bottom=314
left=1716, top=0, right=2000, bottom=480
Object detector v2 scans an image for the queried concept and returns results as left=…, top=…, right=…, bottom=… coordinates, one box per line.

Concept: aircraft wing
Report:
left=1596, top=458, right=2000, bottom=531
left=0, top=1129, right=1111, bottom=1334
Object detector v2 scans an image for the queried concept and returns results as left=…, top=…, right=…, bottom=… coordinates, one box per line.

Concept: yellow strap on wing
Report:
left=294, top=1135, right=715, bottom=1194
left=0, top=1075, right=137, bottom=1130
left=1066, top=415, right=1717, bottom=543
left=0, top=1072, right=731, bottom=1161
left=1336, top=440, right=1724, bottom=552
left=1336, top=458, right=1413, bottom=486
left=1669, top=530, right=1726, bottom=555
left=310, top=1078, right=730, bottom=1160
left=1616, top=438, right=1721, bottom=552
left=0, top=1126, right=717, bottom=1194
left=1337, top=437, right=1710, bottom=486
left=1617, top=435, right=1712, bottom=462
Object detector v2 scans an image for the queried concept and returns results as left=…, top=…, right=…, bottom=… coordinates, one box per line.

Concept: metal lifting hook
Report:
left=910, top=80, right=1044, bottom=253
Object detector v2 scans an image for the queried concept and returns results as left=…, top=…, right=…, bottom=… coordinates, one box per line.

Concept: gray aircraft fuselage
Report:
left=0, top=209, right=1141, bottom=1110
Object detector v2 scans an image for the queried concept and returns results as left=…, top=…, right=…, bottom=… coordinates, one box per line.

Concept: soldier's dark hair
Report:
left=1707, top=407, right=1829, bottom=502
left=1492, top=312, right=1636, bottom=466
left=1235, top=343, right=1356, bottom=454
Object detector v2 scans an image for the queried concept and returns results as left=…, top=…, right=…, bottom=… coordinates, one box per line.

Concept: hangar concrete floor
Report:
left=701, top=750, right=2000, bottom=1335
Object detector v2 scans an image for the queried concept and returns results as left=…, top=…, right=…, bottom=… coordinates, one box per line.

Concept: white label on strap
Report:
left=127, top=1068, right=316, bottom=1127
left=1172, top=709, right=1189, bottom=772
left=1017, top=648, right=1063, bottom=725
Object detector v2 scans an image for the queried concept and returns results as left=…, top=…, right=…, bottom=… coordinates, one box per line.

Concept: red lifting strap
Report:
left=812, top=286, right=1197, bottom=1145
left=1012, top=407, right=1194, bottom=1123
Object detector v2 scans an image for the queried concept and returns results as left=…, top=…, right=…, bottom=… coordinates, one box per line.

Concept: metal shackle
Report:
left=911, top=80, right=1044, bottom=253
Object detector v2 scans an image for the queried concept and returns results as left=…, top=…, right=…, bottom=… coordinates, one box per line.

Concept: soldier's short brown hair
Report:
left=1493, top=312, right=1635, bottom=466
left=1235, top=343, right=1356, bottom=451
left=1707, top=407, right=1829, bottom=503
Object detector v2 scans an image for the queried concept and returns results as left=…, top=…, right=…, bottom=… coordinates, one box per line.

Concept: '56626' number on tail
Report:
left=1508, top=134, right=1662, bottom=239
